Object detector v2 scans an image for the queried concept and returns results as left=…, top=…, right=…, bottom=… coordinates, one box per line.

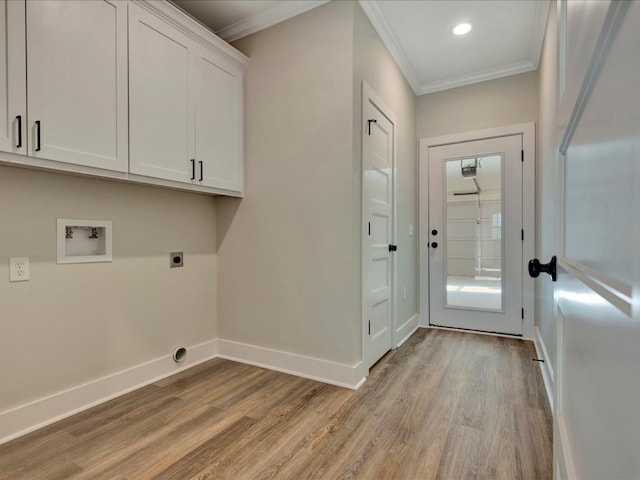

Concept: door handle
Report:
left=16, top=115, right=22, bottom=148
left=198, top=160, right=203, bottom=182
left=190, top=159, right=196, bottom=180
left=388, top=244, right=397, bottom=252
left=430, top=242, right=438, bottom=248
left=35, top=120, right=41, bottom=152
left=528, top=256, right=557, bottom=282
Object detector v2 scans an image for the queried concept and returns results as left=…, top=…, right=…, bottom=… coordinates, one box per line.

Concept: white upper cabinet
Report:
left=0, top=0, right=245, bottom=196
left=0, top=0, right=26, bottom=155
left=194, top=47, right=244, bottom=192
left=26, top=0, right=128, bottom=171
left=128, top=3, right=193, bottom=183
left=129, top=2, right=246, bottom=194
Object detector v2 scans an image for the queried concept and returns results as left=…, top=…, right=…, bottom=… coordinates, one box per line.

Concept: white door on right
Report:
left=428, top=135, right=523, bottom=335
left=552, top=1, right=640, bottom=478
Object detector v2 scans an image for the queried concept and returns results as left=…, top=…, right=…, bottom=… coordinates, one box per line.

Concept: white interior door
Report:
left=552, top=1, right=640, bottom=478
left=428, top=135, right=524, bottom=335
left=363, top=85, right=395, bottom=369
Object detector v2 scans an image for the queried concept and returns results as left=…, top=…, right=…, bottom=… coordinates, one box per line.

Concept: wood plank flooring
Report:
left=0, top=329, right=552, bottom=479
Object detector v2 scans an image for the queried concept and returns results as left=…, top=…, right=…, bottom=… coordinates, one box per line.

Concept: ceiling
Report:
left=172, top=0, right=549, bottom=96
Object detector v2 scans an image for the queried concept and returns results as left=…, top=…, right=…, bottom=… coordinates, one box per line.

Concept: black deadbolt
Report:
left=431, top=229, right=438, bottom=236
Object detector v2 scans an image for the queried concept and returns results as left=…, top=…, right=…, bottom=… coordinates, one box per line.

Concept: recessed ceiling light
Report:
left=453, top=23, right=472, bottom=36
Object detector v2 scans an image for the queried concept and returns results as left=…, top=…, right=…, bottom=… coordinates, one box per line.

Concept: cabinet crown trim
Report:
left=134, top=0, right=248, bottom=67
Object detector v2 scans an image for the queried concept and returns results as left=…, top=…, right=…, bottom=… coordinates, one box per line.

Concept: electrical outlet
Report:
left=10, top=257, right=30, bottom=282
left=402, top=287, right=407, bottom=300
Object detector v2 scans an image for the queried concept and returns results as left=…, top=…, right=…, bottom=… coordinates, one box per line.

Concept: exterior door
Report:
left=552, top=1, right=640, bottom=478
left=363, top=84, right=395, bottom=369
left=428, top=135, right=524, bottom=335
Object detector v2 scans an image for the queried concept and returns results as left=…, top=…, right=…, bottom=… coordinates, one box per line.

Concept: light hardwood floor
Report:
left=0, top=329, right=552, bottom=479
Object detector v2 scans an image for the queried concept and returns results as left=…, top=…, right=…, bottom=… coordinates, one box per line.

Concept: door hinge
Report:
left=368, top=320, right=371, bottom=335
left=368, top=222, right=371, bottom=236
left=367, top=119, right=377, bottom=136
left=521, top=308, right=524, bottom=319
left=521, top=150, right=524, bottom=162
left=521, top=229, right=524, bottom=241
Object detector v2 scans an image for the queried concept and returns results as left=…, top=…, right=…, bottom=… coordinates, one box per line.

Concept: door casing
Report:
left=418, top=123, right=536, bottom=339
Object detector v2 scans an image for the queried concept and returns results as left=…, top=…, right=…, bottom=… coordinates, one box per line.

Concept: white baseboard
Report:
left=534, top=326, right=554, bottom=414
left=216, top=339, right=366, bottom=390
left=395, top=314, right=419, bottom=348
left=0, top=339, right=218, bottom=445
left=556, top=414, right=578, bottom=479
left=1, top=336, right=368, bottom=445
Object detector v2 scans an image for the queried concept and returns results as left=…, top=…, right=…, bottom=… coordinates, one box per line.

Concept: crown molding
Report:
left=358, top=0, right=420, bottom=94
left=216, top=0, right=330, bottom=43
left=417, top=60, right=538, bottom=96
left=530, top=0, right=551, bottom=68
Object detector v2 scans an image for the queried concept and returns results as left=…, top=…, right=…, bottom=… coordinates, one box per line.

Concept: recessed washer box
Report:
left=57, top=219, right=112, bottom=264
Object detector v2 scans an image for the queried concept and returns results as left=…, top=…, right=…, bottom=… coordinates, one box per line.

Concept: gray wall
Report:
left=220, top=1, right=358, bottom=364
left=416, top=70, right=539, bottom=139
left=353, top=3, right=418, bottom=338
left=217, top=1, right=417, bottom=367
left=0, top=166, right=217, bottom=412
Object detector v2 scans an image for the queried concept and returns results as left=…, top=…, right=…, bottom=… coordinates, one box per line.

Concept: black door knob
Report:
left=528, top=256, right=557, bottom=282
left=388, top=244, right=397, bottom=252
left=431, top=229, right=438, bottom=236
left=431, top=242, right=438, bottom=248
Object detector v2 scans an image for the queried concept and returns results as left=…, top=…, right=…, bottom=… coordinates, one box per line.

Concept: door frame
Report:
left=361, top=82, right=397, bottom=370
left=418, top=122, right=536, bottom=338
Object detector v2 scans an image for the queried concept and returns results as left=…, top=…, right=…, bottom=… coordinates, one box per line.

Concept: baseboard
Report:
left=534, top=326, right=554, bottom=414
left=395, top=314, right=419, bottom=348
left=216, top=339, right=366, bottom=390
left=0, top=339, right=218, bottom=445
left=556, top=414, right=578, bottom=479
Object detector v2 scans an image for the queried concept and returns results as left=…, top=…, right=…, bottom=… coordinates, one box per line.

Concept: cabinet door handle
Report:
left=35, top=120, right=41, bottom=152
left=16, top=115, right=22, bottom=148
left=190, top=159, right=196, bottom=180
left=198, top=160, right=203, bottom=182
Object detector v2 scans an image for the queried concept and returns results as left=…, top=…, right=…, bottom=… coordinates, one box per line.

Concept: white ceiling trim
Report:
left=216, top=0, right=330, bottom=42
left=529, top=1, right=551, bottom=66
left=358, top=0, right=420, bottom=94
left=417, top=60, right=537, bottom=95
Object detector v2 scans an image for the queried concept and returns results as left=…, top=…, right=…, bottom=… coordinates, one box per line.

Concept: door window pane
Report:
left=444, top=155, right=503, bottom=310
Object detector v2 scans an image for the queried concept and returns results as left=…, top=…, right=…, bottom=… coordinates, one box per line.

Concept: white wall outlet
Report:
left=10, top=257, right=30, bottom=282
left=408, top=224, right=414, bottom=236
left=402, top=286, right=407, bottom=300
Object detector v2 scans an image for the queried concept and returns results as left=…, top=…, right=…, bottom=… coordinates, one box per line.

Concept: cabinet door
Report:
left=0, top=0, right=26, bottom=155
left=26, top=0, right=128, bottom=171
left=194, top=47, right=244, bottom=192
left=129, top=3, right=194, bottom=183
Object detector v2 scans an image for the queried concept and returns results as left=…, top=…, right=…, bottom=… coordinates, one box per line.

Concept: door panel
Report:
left=129, top=2, right=192, bottom=182
left=195, top=48, right=243, bottom=192
left=555, top=2, right=640, bottom=477
left=0, top=0, right=26, bottom=154
left=27, top=0, right=127, bottom=171
left=429, top=135, right=523, bottom=334
left=363, top=95, right=394, bottom=368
